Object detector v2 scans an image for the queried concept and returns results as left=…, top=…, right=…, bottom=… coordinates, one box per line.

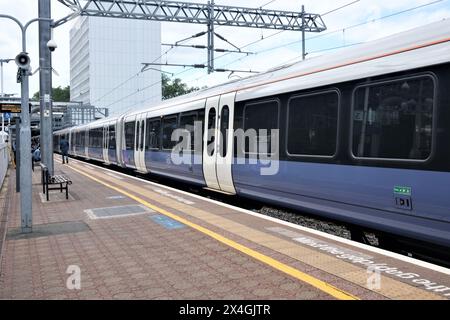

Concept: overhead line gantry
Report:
left=56, top=0, right=326, bottom=73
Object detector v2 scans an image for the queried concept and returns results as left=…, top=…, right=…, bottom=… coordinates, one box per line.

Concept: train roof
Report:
left=54, top=115, right=120, bottom=134
left=123, top=19, right=450, bottom=117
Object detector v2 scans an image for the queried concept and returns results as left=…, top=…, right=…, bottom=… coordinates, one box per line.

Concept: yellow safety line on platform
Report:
left=68, top=163, right=359, bottom=301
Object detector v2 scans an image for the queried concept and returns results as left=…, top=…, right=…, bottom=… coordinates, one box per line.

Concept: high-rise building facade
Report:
left=70, top=17, right=161, bottom=116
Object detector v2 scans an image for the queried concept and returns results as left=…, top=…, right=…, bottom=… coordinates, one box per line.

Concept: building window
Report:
left=287, top=91, right=339, bottom=157
left=352, top=75, right=435, bottom=160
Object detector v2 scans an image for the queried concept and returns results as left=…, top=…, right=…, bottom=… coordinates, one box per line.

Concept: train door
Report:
left=216, top=93, right=236, bottom=194
left=103, top=125, right=110, bottom=164
left=124, top=116, right=136, bottom=168
left=108, top=123, right=117, bottom=165
left=117, top=115, right=126, bottom=167
left=134, top=113, right=147, bottom=173
left=203, top=96, right=221, bottom=190
left=84, top=128, right=89, bottom=158
left=202, top=93, right=236, bottom=194
left=69, top=128, right=74, bottom=155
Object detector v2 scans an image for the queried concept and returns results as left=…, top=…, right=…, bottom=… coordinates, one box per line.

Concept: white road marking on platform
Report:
left=105, top=172, right=124, bottom=180
left=151, top=188, right=195, bottom=205
left=268, top=226, right=450, bottom=298
left=68, top=158, right=450, bottom=276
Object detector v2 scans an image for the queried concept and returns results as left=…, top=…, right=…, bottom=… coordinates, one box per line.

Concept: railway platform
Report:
left=0, top=157, right=449, bottom=300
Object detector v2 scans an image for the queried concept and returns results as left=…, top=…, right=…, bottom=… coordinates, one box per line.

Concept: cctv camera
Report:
left=47, top=39, right=57, bottom=52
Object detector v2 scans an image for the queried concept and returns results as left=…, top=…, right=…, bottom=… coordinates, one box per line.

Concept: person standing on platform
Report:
left=60, top=137, right=69, bottom=164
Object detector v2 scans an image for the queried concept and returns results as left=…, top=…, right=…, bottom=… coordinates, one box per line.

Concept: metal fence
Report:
left=0, top=142, right=9, bottom=188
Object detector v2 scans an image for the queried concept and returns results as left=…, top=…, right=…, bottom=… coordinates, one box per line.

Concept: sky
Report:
left=0, top=0, right=449, bottom=101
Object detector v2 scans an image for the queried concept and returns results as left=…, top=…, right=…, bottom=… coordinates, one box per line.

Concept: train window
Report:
left=180, top=112, right=197, bottom=151
left=352, top=75, right=435, bottom=160
left=197, top=110, right=205, bottom=155
left=136, top=121, right=141, bottom=150
left=220, top=106, right=230, bottom=157
left=125, top=121, right=135, bottom=150
left=81, top=131, right=85, bottom=147
left=243, top=100, right=279, bottom=154
left=109, top=125, right=116, bottom=150
left=162, top=116, right=178, bottom=150
left=96, top=128, right=102, bottom=148
left=287, top=91, right=339, bottom=157
left=207, top=108, right=216, bottom=156
left=89, top=129, right=94, bottom=147
left=146, top=119, right=161, bottom=150
left=140, top=120, right=145, bottom=150
left=94, top=129, right=98, bottom=148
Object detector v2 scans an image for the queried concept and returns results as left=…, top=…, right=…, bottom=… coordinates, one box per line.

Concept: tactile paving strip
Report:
left=84, top=205, right=154, bottom=219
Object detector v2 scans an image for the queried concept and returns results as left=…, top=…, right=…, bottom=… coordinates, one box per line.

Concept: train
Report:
left=54, top=20, right=450, bottom=260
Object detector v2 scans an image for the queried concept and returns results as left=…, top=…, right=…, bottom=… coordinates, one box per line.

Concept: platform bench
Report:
left=40, top=163, right=72, bottom=201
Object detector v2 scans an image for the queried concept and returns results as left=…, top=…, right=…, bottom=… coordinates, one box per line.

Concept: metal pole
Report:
left=19, top=66, right=32, bottom=233
left=302, top=5, right=306, bottom=60
left=207, top=0, right=214, bottom=74
left=39, top=0, right=54, bottom=175
left=19, top=21, right=33, bottom=233
left=0, top=14, right=52, bottom=233
left=15, top=118, right=20, bottom=193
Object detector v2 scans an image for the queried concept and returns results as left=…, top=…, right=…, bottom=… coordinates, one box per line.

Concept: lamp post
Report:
left=0, top=14, right=52, bottom=233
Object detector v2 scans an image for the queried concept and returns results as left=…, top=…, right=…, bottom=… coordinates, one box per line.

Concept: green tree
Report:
left=162, top=74, right=199, bottom=100
left=32, top=85, right=70, bottom=102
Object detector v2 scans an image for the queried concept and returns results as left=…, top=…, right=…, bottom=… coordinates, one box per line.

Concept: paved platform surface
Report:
left=0, top=157, right=449, bottom=300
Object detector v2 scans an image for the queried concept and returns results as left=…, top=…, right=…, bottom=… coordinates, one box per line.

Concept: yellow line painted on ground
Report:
left=69, top=163, right=359, bottom=300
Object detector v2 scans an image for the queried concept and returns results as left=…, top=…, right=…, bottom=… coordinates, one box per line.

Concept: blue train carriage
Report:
left=53, top=128, right=70, bottom=154
left=118, top=99, right=208, bottom=185
left=69, top=123, right=88, bottom=159
left=75, top=117, right=117, bottom=164
left=53, top=19, right=450, bottom=254
left=228, top=20, right=450, bottom=252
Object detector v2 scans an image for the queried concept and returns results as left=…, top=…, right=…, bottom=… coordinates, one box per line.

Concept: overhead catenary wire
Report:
left=104, top=0, right=446, bottom=112
left=110, top=64, right=193, bottom=113
left=184, top=0, right=365, bottom=83
left=99, top=0, right=279, bottom=110
left=259, top=0, right=277, bottom=8
left=203, top=0, right=446, bottom=75
left=90, top=46, right=175, bottom=106
left=210, top=0, right=363, bottom=63
left=321, top=0, right=361, bottom=16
